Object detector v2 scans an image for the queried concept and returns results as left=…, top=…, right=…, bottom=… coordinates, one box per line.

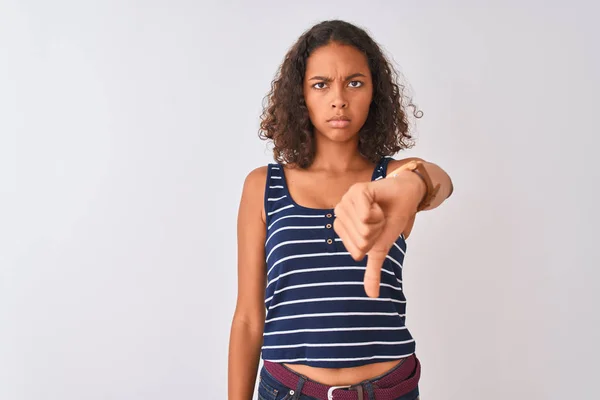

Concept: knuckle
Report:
left=349, top=182, right=365, bottom=194
left=358, top=211, right=371, bottom=224
left=333, top=204, right=342, bottom=216
left=356, top=238, right=370, bottom=251
left=351, top=253, right=363, bottom=261
left=357, top=224, right=371, bottom=238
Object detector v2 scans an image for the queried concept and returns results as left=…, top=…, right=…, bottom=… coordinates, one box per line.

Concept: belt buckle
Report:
left=327, top=385, right=352, bottom=400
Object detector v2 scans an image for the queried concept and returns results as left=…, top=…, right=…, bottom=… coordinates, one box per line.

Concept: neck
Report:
left=310, top=133, right=370, bottom=173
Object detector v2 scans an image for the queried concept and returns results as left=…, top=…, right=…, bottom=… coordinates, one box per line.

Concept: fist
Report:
left=333, top=177, right=419, bottom=297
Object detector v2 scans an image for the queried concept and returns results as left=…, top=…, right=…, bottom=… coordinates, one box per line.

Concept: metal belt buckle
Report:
left=327, top=385, right=352, bottom=400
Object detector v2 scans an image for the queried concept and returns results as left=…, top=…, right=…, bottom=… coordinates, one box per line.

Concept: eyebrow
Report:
left=308, top=73, right=367, bottom=82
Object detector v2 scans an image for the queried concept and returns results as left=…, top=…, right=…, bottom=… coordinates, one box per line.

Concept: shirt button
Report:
left=326, top=213, right=332, bottom=218
left=327, top=239, right=333, bottom=244
left=326, top=223, right=332, bottom=229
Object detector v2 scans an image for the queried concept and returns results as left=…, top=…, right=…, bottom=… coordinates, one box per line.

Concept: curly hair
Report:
left=258, top=19, right=423, bottom=168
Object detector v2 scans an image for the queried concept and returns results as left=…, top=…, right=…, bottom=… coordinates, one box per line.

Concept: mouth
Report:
left=327, top=115, right=351, bottom=122
left=327, top=117, right=351, bottom=128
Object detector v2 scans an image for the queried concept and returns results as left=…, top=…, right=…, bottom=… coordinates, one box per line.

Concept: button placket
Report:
left=325, top=212, right=335, bottom=248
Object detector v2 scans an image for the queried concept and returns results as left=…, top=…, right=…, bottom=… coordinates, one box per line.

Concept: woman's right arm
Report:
left=228, top=166, right=268, bottom=400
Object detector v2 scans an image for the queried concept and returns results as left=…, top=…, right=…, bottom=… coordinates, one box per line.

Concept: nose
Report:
left=330, top=87, right=348, bottom=109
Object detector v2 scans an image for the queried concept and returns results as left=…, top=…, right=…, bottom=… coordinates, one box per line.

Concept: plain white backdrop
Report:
left=2, top=1, right=598, bottom=399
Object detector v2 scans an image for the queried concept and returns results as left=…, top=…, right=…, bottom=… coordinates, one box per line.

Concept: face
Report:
left=303, top=42, right=373, bottom=143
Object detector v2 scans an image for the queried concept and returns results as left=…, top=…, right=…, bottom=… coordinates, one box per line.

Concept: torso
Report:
left=261, top=157, right=416, bottom=385
left=283, top=359, right=405, bottom=386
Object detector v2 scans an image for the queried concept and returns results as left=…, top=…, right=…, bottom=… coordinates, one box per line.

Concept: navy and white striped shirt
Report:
left=261, top=157, right=416, bottom=368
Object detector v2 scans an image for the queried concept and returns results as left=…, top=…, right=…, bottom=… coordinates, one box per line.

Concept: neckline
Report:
left=276, top=158, right=387, bottom=212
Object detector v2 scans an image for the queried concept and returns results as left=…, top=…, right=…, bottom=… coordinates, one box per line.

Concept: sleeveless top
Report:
left=261, top=157, right=416, bottom=368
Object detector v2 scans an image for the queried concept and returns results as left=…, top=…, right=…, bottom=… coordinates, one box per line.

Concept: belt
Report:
left=263, top=355, right=420, bottom=400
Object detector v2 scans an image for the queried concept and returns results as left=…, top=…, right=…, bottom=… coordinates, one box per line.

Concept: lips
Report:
left=327, top=115, right=350, bottom=122
left=327, top=117, right=351, bottom=128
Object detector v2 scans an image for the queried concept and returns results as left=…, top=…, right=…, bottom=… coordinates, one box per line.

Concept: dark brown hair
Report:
left=258, top=20, right=422, bottom=168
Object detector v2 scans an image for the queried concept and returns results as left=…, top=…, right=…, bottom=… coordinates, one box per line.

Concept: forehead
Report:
left=305, top=42, right=370, bottom=76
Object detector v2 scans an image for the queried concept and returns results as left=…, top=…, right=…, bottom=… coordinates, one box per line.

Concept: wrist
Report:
left=388, top=160, right=441, bottom=211
left=388, top=169, right=427, bottom=210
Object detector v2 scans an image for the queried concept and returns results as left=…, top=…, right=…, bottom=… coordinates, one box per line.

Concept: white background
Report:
left=2, top=1, right=598, bottom=399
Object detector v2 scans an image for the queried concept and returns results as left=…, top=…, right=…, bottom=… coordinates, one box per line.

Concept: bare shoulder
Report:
left=240, top=166, right=269, bottom=223
left=243, top=166, right=269, bottom=188
left=386, top=157, right=426, bottom=175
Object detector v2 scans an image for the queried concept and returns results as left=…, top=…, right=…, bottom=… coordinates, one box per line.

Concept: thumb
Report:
left=364, top=215, right=407, bottom=298
left=364, top=249, right=387, bottom=298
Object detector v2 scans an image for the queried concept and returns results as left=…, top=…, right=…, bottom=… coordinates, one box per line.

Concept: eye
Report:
left=348, top=81, right=363, bottom=88
left=312, top=82, right=327, bottom=90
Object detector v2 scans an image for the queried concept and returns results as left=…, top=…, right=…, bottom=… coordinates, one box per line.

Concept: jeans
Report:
left=257, top=362, right=420, bottom=400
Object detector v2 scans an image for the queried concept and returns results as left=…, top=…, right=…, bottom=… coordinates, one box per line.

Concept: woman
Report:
left=229, top=20, right=454, bottom=400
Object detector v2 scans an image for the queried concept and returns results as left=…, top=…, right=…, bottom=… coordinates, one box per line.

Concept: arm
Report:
left=387, top=157, right=454, bottom=211
left=333, top=158, right=454, bottom=297
left=228, top=167, right=268, bottom=400
left=386, top=158, right=453, bottom=238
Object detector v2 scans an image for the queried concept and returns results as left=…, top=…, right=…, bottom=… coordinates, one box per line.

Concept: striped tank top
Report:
left=262, top=157, right=416, bottom=368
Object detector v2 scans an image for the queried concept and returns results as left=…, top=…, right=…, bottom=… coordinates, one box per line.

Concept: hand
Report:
left=333, top=170, right=426, bottom=297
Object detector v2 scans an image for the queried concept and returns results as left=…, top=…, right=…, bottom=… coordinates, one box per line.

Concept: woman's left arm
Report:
left=333, top=157, right=454, bottom=297
left=387, top=157, right=454, bottom=211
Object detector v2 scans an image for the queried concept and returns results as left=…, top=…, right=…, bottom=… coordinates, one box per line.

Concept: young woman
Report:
left=228, top=20, right=454, bottom=400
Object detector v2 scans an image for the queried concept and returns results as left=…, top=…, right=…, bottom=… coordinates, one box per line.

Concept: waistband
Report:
left=263, top=355, right=420, bottom=400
